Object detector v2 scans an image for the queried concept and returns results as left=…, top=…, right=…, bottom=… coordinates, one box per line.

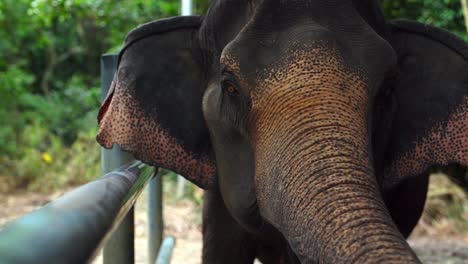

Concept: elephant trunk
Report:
left=249, top=78, right=420, bottom=263
left=255, top=144, right=419, bottom=263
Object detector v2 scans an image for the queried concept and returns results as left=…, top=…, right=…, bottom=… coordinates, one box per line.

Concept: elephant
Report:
left=96, top=0, right=468, bottom=263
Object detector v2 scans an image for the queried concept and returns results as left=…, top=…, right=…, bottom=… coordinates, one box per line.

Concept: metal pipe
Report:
left=148, top=172, right=164, bottom=263
left=0, top=162, right=155, bottom=264
left=181, top=0, right=192, bottom=16
left=176, top=0, right=194, bottom=200
left=155, top=237, right=176, bottom=264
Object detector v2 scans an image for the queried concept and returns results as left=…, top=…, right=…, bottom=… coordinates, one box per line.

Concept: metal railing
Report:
left=0, top=54, right=174, bottom=264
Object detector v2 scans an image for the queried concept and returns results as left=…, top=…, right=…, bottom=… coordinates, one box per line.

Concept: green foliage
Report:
left=382, top=0, right=468, bottom=40
left=3, top=127, right=101, bottom=191
left=0, top=66, right=35, bottom=155
left=0, top=0, right=184, bottom=191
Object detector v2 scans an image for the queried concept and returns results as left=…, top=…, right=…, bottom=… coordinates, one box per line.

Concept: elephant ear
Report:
left=97, top=16, right=216, bottom=189
left=383, top=20, right=468, bottom=188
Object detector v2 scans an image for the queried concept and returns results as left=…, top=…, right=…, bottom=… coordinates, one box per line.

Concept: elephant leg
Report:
left=202, top=189, right=257, bottom=264
left=385, top=173, right=430, bottom=238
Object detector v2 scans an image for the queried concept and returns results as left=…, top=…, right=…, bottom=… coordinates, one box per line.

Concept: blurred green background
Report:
left=0, top=0, right=204, bottom=191
left=0, top=0, right=466, bottom=234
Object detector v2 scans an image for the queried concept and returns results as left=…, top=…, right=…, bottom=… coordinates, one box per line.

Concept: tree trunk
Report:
left=462, top=0, right=468, bottom=33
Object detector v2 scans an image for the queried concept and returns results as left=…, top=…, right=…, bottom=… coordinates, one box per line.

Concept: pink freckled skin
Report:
left=385, top=97, right=468, bottom=186
left=97, top=80, right=216, bottom=188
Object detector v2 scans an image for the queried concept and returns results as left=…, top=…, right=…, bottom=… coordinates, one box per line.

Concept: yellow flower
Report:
left=41, top=152, right=53, bottom=164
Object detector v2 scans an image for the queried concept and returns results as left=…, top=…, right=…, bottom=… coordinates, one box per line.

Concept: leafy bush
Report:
left=0, top=125, right=101, bottom=191
left=0, top=0, right=186, bottom=191
left=382, top=0, right=468, bottom=40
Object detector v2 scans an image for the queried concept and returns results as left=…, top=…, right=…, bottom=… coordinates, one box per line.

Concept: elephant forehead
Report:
left=222, top=43, right=371, bottom=155
left=257, top=45, right=365, bottom=93
left=221, top=42, right=368, bottom=103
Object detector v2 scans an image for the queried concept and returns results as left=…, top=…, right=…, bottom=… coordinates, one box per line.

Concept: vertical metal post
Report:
left=176, top=175, right=185, bottom=199
left=155, top=237, right=176, bottom=264
left=181, top=0, right=193, bottom=15
left=101, top=54, right=135, bottom=264
left=148, top=172, right=163, bottom=263
left=176, top=0, right=194, bottom=200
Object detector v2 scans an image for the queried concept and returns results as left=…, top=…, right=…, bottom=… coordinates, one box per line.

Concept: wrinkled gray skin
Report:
left=97, top=0, right=468, bottom=263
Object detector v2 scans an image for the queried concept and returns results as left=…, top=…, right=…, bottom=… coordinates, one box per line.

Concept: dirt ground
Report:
left=1, top=188, right=467, bottom=264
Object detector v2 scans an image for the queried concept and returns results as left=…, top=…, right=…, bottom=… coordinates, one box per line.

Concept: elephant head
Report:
left=97, top=0, right=467, bottom=262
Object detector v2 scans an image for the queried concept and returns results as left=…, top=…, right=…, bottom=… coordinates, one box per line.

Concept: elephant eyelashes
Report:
left=221, top=72, right=241, bottom=96
left=218, top=74, right=252, bottom=131
left=227, top=85, right=238, bottom=94
left=221, top=80, right=239, bottom=95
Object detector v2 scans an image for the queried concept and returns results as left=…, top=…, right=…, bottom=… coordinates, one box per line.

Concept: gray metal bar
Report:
left=155, top=237, right=176, bottom=264
left=148, top=173, right=164, bottom=263
left=0, top=162, right=155, bottom=264
left=103, top=208, right=135, bottom=264
left=176, top=0, right=194, bottom=200
left=100, top=54, right=136, bottom=264
left=100, top=53, right=118, bottom=102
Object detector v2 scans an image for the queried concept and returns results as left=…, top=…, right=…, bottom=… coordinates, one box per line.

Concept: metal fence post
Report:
left=101, top=54, right=135, bottom=264
left=148, top=173, right=163, bottom=263
left=175, top=0, right=195, bottom=201
left=155, top=237, right=176, bottom=264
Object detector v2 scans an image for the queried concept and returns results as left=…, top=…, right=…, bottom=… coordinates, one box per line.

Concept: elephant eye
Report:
left=226, top=84, right=238, bottom=94
left=221, top=77, right=239, bottom=95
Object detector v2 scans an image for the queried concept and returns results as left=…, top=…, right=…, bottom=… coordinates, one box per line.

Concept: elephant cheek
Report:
left=96, top=89, right=216, bottom=188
